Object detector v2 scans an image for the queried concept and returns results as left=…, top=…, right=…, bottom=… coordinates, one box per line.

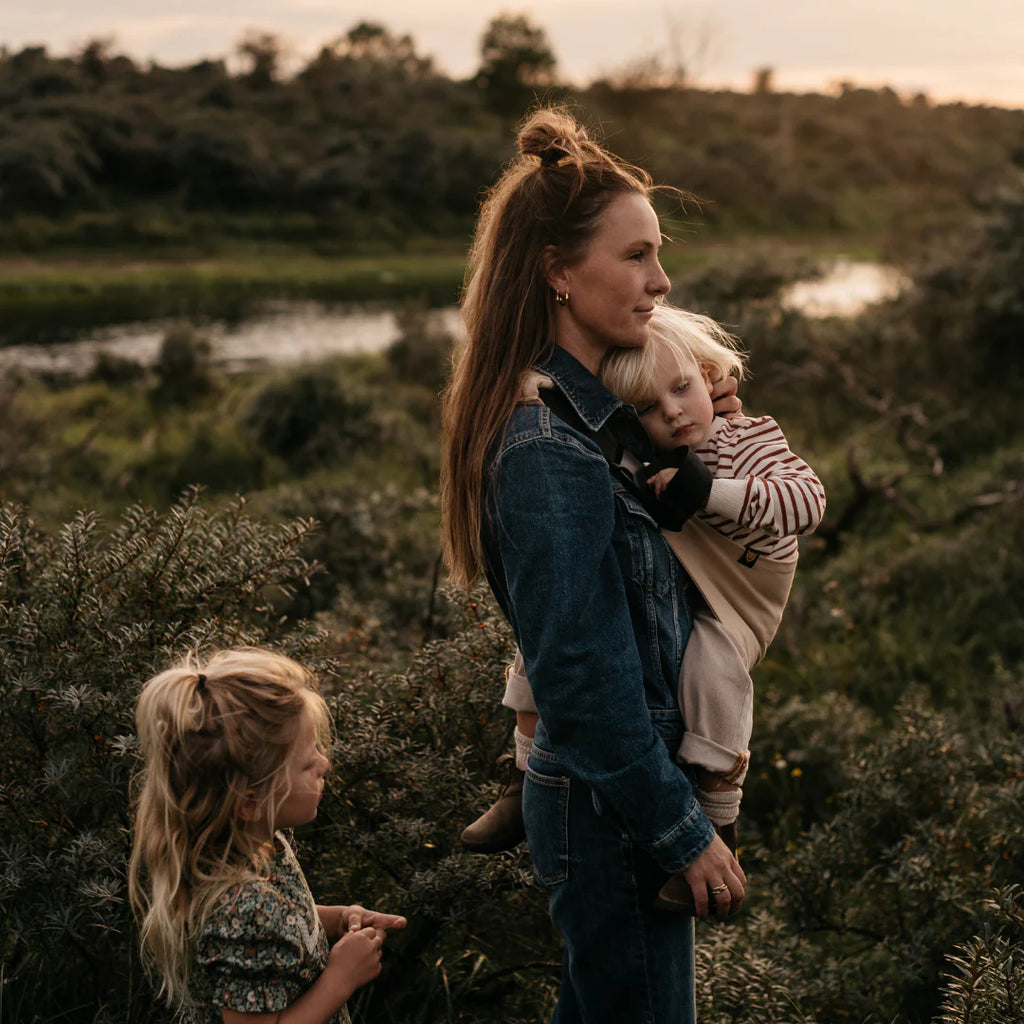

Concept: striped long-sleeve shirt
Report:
left=691, top=415, right=826, bottom=562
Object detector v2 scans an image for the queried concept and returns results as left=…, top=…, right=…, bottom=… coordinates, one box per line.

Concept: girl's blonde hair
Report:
left=128, top=647, right=330, bottom=1008
left=600, top=304, right=747, bottom=409
left=441, top=105, right=663, bottom=587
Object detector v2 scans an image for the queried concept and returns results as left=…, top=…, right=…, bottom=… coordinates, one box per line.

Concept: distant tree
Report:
left=475, top=13, right=557, bottom=116
left=167, top=110, right=276, bottom=207
left=77, top=37, right=116, bottom=84
left=338, top=20, right=434, bottom=77
left=0, top=118, right=98, bottom=211
left=753, top=66, right=775, bottom=94
left=236, top=29, right=284, bottom=88
left=596, top=5, right=717, bottom=89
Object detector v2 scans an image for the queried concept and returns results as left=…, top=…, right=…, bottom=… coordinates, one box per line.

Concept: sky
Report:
left=3, top=0, right=1024, bottom=108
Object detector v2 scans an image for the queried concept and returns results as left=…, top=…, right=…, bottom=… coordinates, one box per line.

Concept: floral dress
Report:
left=184, top=831, right=351, bottom=1024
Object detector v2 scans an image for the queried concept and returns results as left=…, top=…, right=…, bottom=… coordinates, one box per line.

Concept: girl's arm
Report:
left=220, top=925, right=383, bottom=1024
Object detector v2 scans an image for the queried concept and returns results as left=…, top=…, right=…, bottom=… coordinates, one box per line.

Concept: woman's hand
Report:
left=708, top=372, right=743, bottom=419
left=680, top=833, right=746, bottom=918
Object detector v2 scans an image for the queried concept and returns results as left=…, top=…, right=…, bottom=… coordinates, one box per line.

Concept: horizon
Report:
left=2, top=1, right=1023, bottom=110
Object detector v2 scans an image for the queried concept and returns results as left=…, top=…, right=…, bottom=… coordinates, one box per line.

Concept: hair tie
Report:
left=537, top=143, right=569, bottom=168
left=196, top=673, right=207, bottom=692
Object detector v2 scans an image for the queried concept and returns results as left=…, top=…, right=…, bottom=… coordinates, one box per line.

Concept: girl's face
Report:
left=269, top=705, right=329, bottom=832
left=636, top=344, right=715, bottom=453
left=548, top=192, right=671, bottom=373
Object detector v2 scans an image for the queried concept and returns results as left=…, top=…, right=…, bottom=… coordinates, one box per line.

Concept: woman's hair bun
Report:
left=518, top=108, right=589, bottom=166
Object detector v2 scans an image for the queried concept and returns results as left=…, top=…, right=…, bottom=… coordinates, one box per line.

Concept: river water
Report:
left=0, top=260, right=907, bottom=380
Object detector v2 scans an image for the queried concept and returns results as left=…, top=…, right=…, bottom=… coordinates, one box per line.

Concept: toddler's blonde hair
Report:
left=128, top=647, right=331, bottom=1008
left=601, top=303, right=747, bottom=409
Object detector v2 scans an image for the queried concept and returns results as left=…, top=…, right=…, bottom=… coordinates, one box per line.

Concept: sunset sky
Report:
left=4, top=0, right=1023, bottom=107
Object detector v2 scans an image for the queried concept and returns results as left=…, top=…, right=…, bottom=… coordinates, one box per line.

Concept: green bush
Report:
left=0, top=491, right=320, bottom=1021
left=749, top=697, right=1024, bottom=1024
left=243, top=365, right=379, bottom=471
left=269, top=483, right=442, bottom=665
left=384, top=305, right=454, bottom=399
left=935, top=885, right=1024, bottom=1024
left=0, top=496, right=557, bottom=1024
left=149, top=324, right=214, bottom=406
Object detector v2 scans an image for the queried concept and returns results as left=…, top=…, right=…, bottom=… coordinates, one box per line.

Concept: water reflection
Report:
left=0, top=261, right=908, bottom=380
left=0, top=302, right=464, bottom=379
left=780, top=260, right=908, bottom=318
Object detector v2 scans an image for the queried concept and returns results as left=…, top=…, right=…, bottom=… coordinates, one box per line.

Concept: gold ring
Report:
left=709, top=883, right=729, bottom=895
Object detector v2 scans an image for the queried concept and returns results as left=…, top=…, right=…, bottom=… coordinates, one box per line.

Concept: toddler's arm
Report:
left=705, top=417, right=825, bottom=538
left=648, top=466, right=678, bottom=499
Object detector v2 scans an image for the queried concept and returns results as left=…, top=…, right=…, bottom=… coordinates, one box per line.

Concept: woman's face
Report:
left=549, top=192, right=671, bottom=373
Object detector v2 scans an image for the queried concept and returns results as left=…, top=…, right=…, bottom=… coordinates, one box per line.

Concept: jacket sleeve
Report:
left=490, top=427, right=713, bottom=871
left=703, top=416, right=826, bottom=537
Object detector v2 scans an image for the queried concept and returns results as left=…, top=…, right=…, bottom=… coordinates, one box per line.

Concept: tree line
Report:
left=1, top=15, right=1023, bottom=249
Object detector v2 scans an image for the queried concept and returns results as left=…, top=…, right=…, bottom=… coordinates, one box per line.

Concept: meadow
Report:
left=2, top=26, right=1024, bottom=1024
left=2, top=205, right=1022, bottom=1022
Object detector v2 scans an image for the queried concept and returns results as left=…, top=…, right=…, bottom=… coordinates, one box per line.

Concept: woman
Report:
left=441, top=107, right=745, bottom=1022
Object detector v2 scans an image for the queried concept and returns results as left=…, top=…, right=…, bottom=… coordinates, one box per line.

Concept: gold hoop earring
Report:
left=554, top=290, right=570, bottom=307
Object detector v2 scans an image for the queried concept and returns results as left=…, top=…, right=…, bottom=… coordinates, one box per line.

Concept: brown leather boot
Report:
left=460, top=754, right=526, bottom=853
left=655, top=821, right=739, bottom=916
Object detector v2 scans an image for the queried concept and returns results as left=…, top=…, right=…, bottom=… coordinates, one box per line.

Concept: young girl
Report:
left=129, top=647, right=406, bottom=1023
left=462, top=303, right=825, bottom=911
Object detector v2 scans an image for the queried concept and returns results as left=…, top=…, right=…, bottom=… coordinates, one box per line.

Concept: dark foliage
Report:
left=1, top=25, right=1023, bottom=249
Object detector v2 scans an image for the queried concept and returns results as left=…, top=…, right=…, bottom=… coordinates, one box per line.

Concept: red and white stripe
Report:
left=694, top=415, right=826, bottom=561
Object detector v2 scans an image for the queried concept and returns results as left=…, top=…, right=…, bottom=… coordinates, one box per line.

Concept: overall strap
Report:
left=539, top=385, right=667, bottom=523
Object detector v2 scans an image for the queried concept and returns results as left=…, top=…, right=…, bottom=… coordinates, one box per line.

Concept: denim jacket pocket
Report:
left=523, top=757, right=571, bottom=887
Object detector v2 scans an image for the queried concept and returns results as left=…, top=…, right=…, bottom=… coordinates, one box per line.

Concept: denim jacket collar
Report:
left=538, top=345, right=622, bottom=432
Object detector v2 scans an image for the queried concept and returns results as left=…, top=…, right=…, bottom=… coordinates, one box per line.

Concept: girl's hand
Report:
left=326, top=925, right=385, bottom=995
left=709, top=372, right=743, bottom=419
left=339, top=904, right=407, bottom=937
left=319, top=904, right=407, bottom=942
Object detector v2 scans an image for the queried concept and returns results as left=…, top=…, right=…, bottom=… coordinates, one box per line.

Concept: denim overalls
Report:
left=483, top=345, right=715, bottom=1024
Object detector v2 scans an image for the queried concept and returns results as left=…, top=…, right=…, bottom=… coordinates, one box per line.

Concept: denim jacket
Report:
left=482, top=345, right=715, bottom=871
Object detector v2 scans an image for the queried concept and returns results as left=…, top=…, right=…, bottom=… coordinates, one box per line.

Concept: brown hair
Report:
left=441, top=106, right=659, bottom=586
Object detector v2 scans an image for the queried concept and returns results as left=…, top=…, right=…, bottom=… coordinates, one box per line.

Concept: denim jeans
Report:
left=525, top=742, right=697, bottom=1024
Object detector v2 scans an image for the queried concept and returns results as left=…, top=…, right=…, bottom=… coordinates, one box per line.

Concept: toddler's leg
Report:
left=676, top=612, right=753, bottom=829
left=514, top=710, right=538, bottom=770
left=460, top=652, right=532, bottom=854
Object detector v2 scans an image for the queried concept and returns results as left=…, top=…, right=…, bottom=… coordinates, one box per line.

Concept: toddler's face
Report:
left=635, top=345, right=715, bottom=453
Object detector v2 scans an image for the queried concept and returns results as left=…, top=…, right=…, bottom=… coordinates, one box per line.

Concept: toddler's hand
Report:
left=647, top=467, right=678, bottom=499
left=327, top=925, right=384, bottom=996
